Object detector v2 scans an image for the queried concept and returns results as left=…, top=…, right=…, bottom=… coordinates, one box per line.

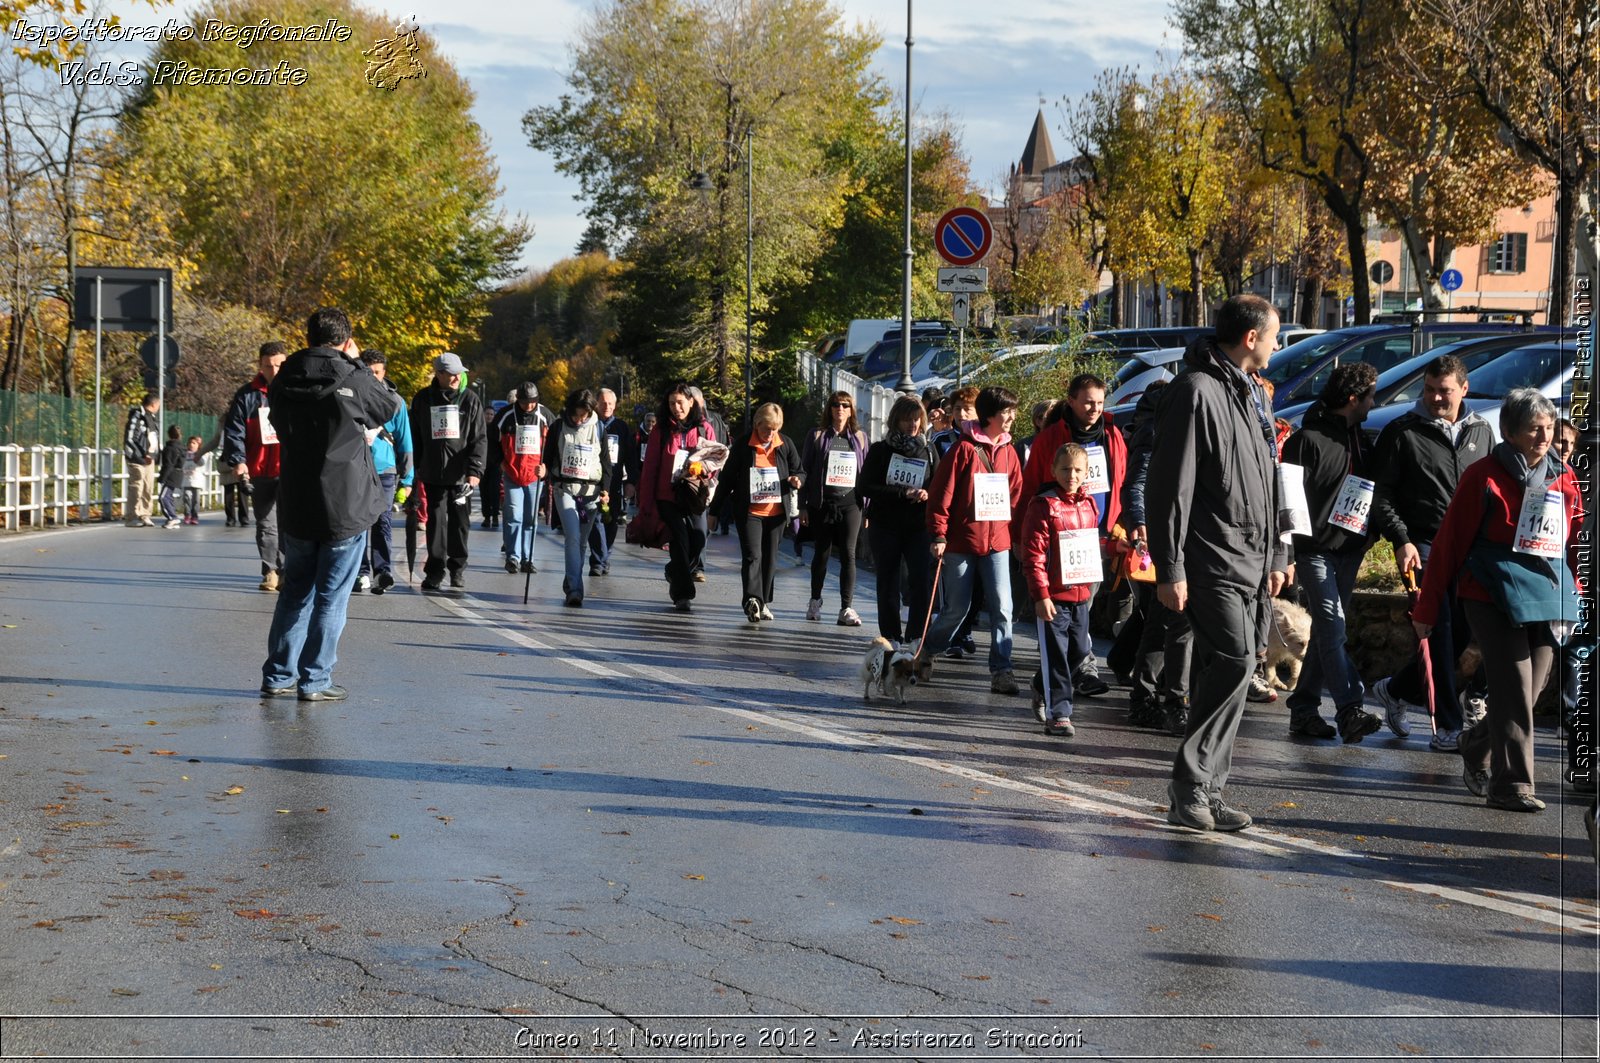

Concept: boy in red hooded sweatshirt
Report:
left=1020, top=443, right=1101, bottom=736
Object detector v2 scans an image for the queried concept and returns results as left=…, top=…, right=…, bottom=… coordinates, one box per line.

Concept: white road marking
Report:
left=443, top=592, right=1595, bottom=934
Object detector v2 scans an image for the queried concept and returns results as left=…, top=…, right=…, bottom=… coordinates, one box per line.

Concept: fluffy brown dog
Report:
left=862, top=637, right=918, bottom=705
left=1264, top=597, right=1312, bottom=690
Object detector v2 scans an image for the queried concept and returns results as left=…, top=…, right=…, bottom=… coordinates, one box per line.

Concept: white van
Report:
left=840, top=318, right=946, bottom=370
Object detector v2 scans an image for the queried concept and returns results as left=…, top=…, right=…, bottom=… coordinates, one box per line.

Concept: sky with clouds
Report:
left=101, top=0, right=1176, bottom=272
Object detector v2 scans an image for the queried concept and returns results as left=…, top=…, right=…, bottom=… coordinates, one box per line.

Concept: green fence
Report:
left=0, top=391, right=218, bottom=450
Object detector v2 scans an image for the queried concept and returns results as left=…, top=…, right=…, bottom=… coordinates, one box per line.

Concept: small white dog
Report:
left=1264, top=597, right=1312, bottom=690
left=862, top=636, right=918, bottom=705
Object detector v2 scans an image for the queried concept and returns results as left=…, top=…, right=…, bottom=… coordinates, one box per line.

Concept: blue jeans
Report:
left=923, top=550, right=1013, bottom=674
left=502, top=480, right=542, bottom=564
left=1286, top=548, right=1365, bottom=720
left=261, top=531, right=365, bottom=694
left=555, top=490, right=600, bottom=599
left=361, top=471, right=398, bottom=578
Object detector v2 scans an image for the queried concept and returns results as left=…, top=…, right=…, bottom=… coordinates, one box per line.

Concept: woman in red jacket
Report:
left=1020, top=443, right=1101, bottom=736
left=1414, top=388, right=1584, bottom=813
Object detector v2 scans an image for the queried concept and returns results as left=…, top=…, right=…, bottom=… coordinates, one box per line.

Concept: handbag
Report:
left=624, top=507, right=670, bottom=550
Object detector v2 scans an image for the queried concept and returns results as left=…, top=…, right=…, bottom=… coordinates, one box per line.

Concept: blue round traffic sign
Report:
left=1440, top=268, right=1463, bottom=292
left=934, top=207, right=992, bottom=266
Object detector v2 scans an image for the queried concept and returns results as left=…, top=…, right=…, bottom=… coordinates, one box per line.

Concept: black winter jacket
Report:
left=1371, top=406, right=1494, bottom=548
left=1147, top=337, right=1288, bottom=590
left=123, top=405, right=158, bottom=464
left=859, top=436, right=938, bottom=535
left=1119, top=386, right=1164, bottom=531
left=1281, top=402, right=1375, bottom=555
left=409, top=383, right=487, bottom=485
left=267, top=347, right=401, bottom=542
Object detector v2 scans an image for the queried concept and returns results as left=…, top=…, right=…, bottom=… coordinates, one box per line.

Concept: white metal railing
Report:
left=795, top=349, right=898, bottom=441
left=0, top=446, right=223, bottom=531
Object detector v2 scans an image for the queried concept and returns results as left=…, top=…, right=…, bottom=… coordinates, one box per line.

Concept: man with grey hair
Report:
left=589, top=387, right=638, bottom=576
left=1148, top=294, right=1290, bottom=832
left=409, top=353, right=487, bottom=591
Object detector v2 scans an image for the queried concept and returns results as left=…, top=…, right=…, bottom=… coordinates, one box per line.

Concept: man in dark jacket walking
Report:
left=1280, top=362, right=1384, bottom=743
left=1147, top=294, right=1290, bottom=832
left=1370, top=354, right=1494, bottom=751
left=259, top=307, right=400, bottom=702
left=409, top=353, right=487, bottom=591
left=122, top=393, right=161, bottom=526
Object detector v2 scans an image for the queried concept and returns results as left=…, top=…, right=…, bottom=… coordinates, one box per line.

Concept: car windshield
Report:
left=1113, top=358, right=1147, bottom=385
left=861, top=336, right=948, bottom=378
left=1460, top=345, right=1566, bottom=399
left=926, top=347, right=962, bottom=377
left=1262, top=332, right=1352, bottom=385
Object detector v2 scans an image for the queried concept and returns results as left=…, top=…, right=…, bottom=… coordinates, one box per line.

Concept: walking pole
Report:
left=1402, top=569, right=1438, bottom=737
left=522, top=485, right=541, bottom=605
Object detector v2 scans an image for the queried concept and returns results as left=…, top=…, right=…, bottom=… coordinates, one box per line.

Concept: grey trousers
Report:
left=1460, top=600, right=1556, bottom=798
left=1172, top=582, right=1262, bottom=795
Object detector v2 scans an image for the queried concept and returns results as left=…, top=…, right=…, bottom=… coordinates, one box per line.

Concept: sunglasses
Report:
left=830, top=402, right=852, bottom=409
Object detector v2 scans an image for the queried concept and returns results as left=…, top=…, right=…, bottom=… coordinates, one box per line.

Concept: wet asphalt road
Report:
left=0, top=518, right=1595, bottom=1061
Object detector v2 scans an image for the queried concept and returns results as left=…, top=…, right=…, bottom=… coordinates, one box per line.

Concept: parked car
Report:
left=915, top=344, right=1058, bottom=393
left=1262, top=322, right=1550, bottom=412
left=836, top=318, right=948, bottom=370
left=1358, top=339, right=1576, bottom=445
left=1275, top=331, right=1555, bottom=426
left=1107, top=328, right=1325, bottom=407
left=853, top=326, right=957, bottom=380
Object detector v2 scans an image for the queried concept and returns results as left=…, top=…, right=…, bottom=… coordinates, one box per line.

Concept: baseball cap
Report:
left=433, top=352, right=467, bottom=375
left=516, top=382, right=539, bottom=403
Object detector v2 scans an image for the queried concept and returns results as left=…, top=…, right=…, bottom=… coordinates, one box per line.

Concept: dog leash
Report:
left=912, top=554, right=944, bottom=663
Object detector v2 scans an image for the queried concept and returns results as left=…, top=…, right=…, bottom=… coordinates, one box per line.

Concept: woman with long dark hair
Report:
left=637, top=382, right=711, bottom=611
left=800, top=390, right=870, bottom=626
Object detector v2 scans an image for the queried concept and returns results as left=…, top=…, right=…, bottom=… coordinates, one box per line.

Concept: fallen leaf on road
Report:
left=209, top=964, right=222, bottom=970
left=1147, top=925, right=1165, bottom=932
left=195, top=986, right=222, bottom=994
left=683, top=873, right=704, bottom=881
left=150, top=750, right=177, bottom=756
left=1397, top=1046, right=1424, bottom=1056
left=275, top=809, right=292, bottom=815
left=233, top=909, right=278, bottom=919
left=962, top=974, right=990, bottom=980
left=885, top=916, right=921, bottom=925
left=389, top=834, right=400, bottom=839
left=223, top=786, right=245, bottom=796
left=2, top=624, right=15, bottom=629
left=1194, top=913, right=1223, bottom=922
left=111, top=988, right=139, bottom=997
left=1279, top=801, right=1297, bottom=808
left=692, top=759, right=715, bottom=766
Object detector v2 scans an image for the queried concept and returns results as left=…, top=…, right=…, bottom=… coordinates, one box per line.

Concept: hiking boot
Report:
left=837, top=607, right=862, bottom=627
left=1162, top=698, right=1190, bottom=737
left=1373, top=677, right=1415, bottom=737
left=990, top=670, right=1020, bottom=695
left=805, top=598, right=823, bottom=621
left=1166, top=781, right=1215, bottom=831
left=1208, top=797, right=1252, bottom=831
left=1289, top=715, right=1337, bottom=739
left=1429, top=728, right=1461, bottom=752
left=1337, top=708, right=1382, bottom=744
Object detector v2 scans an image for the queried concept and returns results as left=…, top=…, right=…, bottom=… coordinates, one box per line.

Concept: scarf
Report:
left=886, top=428, right=925, bottom=457
left=1069, top=416, right=1106, bottom=447
left=1492, top=440, right=1561, bottom=494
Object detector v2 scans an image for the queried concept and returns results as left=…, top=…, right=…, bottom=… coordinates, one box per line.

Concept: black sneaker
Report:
left=589, top=565, right=603, bottom=577
left=505, top=558, right=519, bottom=574
left=1162, top=699, right=1190, bottom=737
left=1289, top=715, right=1337, bottom=739
left=372, top=571, right=395, bottom=594
left=521, top=560, right=536, bottom=574
left=1075, top=674, right=1111, bottom=698
left=449, top=572, right=466, bottom=590
left=298, top=685, right=348, bottom=703
left=420, top=577, right=443, bottom=592
left=1337, top=708, right=1382, bottom=744
left=957, top=635, right=977, bottom=657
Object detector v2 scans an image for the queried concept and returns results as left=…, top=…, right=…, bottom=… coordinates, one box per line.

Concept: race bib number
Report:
left=1514, top=488, right=1564, bottom=559
left=562, top=442, right=600, bottom=480
left=1328, top=474, right=1375, bottom=535
left=431, top=405, right=460, bottom=441
left=749, top=466, right=781, bottom=505
left=514, top=424, right=540, bottom=455
left=1276, top=461, right=1311, bottom=543
left=639, top=443, right=648, bottom=465
left=886, top=453, right=927, bottom=489
left=1083, top=444, right=1110, bottom=494
left=973, top=472, right=1010, bottom=522
left=606, top=435, right=620, bottom=464
left=256, top=406, right=278, bottom=446
left=825, top=449, right=858, bottom=488
left=1057, top=528, right=1103, bottom=585
left=671, top=448, right=688, bottom=478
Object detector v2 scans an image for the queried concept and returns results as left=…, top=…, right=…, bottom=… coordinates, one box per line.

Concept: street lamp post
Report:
left=896, top=0, right=916, bottom=394
left=688, top=127, right=756, bottom=430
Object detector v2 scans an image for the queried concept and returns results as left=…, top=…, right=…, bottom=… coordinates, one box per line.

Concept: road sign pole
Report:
left=958, top=325, right=965, bottom=387
left=94, top=276, right=107, bottom=521
left=897, top=0, right=915, bottom=395
left=157, top=275, right=167, bottom=440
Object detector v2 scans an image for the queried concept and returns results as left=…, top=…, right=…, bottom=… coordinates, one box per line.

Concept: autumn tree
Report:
left=116, top=0, right=528, bottom=391
left=525, top=0, right=895, bottom=416
left=1423, top=0, right=1597, bottom=322
left=1060, top=68, right=1145, bottom=326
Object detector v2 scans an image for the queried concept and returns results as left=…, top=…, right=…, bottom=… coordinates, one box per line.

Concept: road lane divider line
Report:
left=443, top=593, right=1593, bottom=933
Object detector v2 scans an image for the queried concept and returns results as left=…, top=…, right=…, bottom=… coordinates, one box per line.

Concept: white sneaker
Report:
left=759, top=604, right=774, bottom=621
left=1373, top=677, right=1415, bottom=737
left=164, top=518, right=182, bottom=529
left=837, top=607, right=861, bottom=627
left=805, top=598, right=823, bottom=621
left=1430, top=727, right=1461, bottom=752
left=1460, top=691, right=1488, bottom=729
left=354, top=575, right=371, bottom=593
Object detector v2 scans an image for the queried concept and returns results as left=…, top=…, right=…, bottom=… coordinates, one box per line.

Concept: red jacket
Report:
left=1015, top=414, right=1125, bottom=541
left=926, top=426, right=1023, bottom=556
left=637, top=420, right=707, bottom=515
left=1415, top=454, right=1584, bottom=627
left=1020, top=486, right=1102, bottom=604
